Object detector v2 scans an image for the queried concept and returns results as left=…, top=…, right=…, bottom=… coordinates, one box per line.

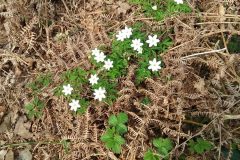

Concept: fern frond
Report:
left=26, top=32, right=36, bottom=51
left=190, top=111, right=219, bottom=119
left=162, top=127, right=189, bottom=138
left=62, top=135, right=82, bottom=140
left=20, top=17, right=38, bottom=36
left=93, top=124, right=98, bottom=143
left=138, top=89, right=162, bottom=104
left=184, top=93, right=202, bottom=99
left=119, top=88, right=134, bottom=95
left=82, top=108, right=90, bottom=140
left=0, top=11, right=13, bottom=18
left=127, top=111, right=144, bottom=126
left=126, top=65, right=137, bottom=81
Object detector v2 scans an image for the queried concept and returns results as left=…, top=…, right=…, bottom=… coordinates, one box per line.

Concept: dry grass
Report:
left=0, top=0, right=240, bottom=159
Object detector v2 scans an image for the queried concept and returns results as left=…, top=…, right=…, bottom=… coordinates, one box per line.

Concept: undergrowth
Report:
left=10, top=0, right=239, bottom=159
left=129, top=0, right=192, bottom=21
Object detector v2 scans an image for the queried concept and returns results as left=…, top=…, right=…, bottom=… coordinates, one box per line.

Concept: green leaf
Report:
left=141, top=97, right=151, bottom=105
left=153, top=138, right=173, bottom=156
left=108, top=115, right=118, bottom=126
left=100, top=128, right=114, bottom=142
left=101, top=127, right=125, bottom=154
left=188, top=138, right=213, bottom=154
left=61, top=140, right=70, bottom=154
left=25, top=103, right=34, bottom=110
left=114, top=134, right=125, bottom=146
left=144, top=150, right=160, bottom=160
left=116, top=123, right=128, bottom=135
left=112, top=143, right=121, bottom=154
left=105, top=139, right=115, bottom=149
left=117, top=112, right=128, bottom=124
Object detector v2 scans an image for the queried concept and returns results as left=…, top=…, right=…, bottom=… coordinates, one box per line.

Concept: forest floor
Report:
left=0, top=0, right=240, bottom=160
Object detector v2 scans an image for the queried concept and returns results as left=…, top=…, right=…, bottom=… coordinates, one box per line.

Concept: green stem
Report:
left=0, top=140, right=61, bottom=149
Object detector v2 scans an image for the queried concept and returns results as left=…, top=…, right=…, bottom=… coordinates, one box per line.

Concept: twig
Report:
left=181, top=48, right=227, bottom=60
left=183, top=119, right=204, bottom=126
left=223, top=114, right=240, bottom=120
left=82, top=153, right=106, bottom=160
left=0, top=141, right=61, bottom=149
left=195, top=22, right=240, bottom=25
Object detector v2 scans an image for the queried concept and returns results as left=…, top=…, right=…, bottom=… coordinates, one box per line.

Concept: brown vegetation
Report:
left=0, top=0, right=240, bottom=159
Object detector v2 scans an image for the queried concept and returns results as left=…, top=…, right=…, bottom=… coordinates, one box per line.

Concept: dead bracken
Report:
left=0, top=0, right=240, bottom=160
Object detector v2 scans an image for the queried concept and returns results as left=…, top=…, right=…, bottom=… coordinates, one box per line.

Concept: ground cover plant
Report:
left=0, top=0, right=240, bottom=159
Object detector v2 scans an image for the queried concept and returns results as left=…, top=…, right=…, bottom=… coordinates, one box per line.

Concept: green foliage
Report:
left=101, top=112, right=128, bottom=154
left=24, top=97, right=45, bottom=119
left=100, top=128, right=125, bottom=154
left=60, top=67, right=90, bottom=101
left=129, top=0, right=192, bottom=21
left=27, top=73, right=52, bottom=93
left=227, top=34, right=240, bottom=53
left=144, top=137, right=174, bottom=160
left=136, top=60, right=152, bottom=84
left=62, top=67, right=88, bottom=87
left=60, top=140, right=70, bottom=154
left=188, top=138, right=213, bottom=154
left=153, top=137, right=174, bottom=158
left=91, top=77, right=118, bottom=105
left=144, top=150, right=160, bottom=160
left=76, top=99, right=90, bottom=115
left=141, top=97, right=152, bottom=105
left=222, top=146, right=240, bottom=160
left=108, top=112, right=128, bottom=135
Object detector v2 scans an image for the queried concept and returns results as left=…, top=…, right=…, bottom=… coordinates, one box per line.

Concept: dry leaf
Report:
left=0, top=113, right=11, bottom=133
left=117, top=2, right=130, bottom=14
left=18, top=149, right=32, bottom=160
left=5, top=150, right=14, bottom=160
left=0, top=150, right=7, bottom=160
left=14, top=116, right=32, bottom=139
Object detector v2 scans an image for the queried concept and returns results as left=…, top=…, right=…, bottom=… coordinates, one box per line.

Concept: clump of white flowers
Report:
left=62, top=25, right=165, bottom=112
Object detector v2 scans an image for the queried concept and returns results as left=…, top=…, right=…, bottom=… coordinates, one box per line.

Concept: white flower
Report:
left=174, top=0, right=183, bottom=4
left=69, top=99, right=81, bottom=111
left=146, top=35, right=160, bottom=47
left=116, top=26, right=133, bottom=41
left=116, top=30, right=125, bottom=41
left=94, top=87, right=106, bottom=101
left=92, top=48, right=100, bottom=56
left=152, top=5, right=157, bottom=10
left=148, top=58, right=162, bottom=72
left=131, top=39, right=143, bottom=51
left=122, top=26, right=132, bottom=39
left=94, top=51, right=106, bottom=62
left=62, top=84, right=73, bottom=96
left=89, top=74, right=99, bottom=85
left=137, top=47, right=143, bottom=54
left=103, top=59, right=113, bottom=70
